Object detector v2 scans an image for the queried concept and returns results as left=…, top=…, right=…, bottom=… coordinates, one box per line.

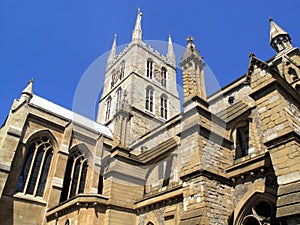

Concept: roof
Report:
left=215, top=101, right=251, bottom=123
left=30, top=94, right=113, bottom=138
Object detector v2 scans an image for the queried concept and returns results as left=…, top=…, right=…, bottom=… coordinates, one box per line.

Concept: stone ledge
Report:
left=134, top=185, right=182, bottom=209
left=7, top=125, right=22, bottom=138
left=0, top=161, right=11, bottom=172
left=277, top=202, right=300, bottom=218
left=46, top=194, right=109, bottom=222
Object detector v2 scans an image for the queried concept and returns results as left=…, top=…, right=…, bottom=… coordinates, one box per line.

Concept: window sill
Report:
left=13, top=192, right=47, bottom=206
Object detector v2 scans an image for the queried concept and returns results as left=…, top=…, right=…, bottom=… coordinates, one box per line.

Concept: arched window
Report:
left=16, top=136, right=53, bottom=197
left=147, top=59, right=153, bottom=79
left=60, top=148, right=88, bottom=202
left=160, top=95, right=168, bottom=119
left=231, top=120, right=249, bottom=159
left=146, top=222, right=154, bottom=225
left=116, top=88, right=122, bottom=112
left=161, top=67, right=167, bottom=87
left=145, top=86, right=154, bottom=112
left=120, top=60, right=125, bottom=80
left=105, top=97, right=112, bottom=122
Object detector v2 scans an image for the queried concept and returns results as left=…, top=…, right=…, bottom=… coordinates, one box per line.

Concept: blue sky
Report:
left=1, top=0, right=300, bottom=124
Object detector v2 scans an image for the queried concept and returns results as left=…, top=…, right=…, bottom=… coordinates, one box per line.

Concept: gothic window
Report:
left=231, top=120, right=249, bottom=159
left=116, top=88, right=122, bottom=112
left=120, top=60, right=125, bottom=80
left=160, top=95, right=168, bottom=120
left=147, top=59, right=153, bottom=79
left=16, top=136, right=53, bottom=197
left=111, top=69, right=116, bottom=88
left=161, top=67, right=167, bottom=87
left=145, top=86, right=154, bottom=112
left=105, top=97, right=112, bottom=121
left=236, top=196, right=278, bottom=225
left=60, top=148, right=88, bottom=202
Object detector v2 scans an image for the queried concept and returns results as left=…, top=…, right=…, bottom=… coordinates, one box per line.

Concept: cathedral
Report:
left=0, top=10, right=300, bottom=225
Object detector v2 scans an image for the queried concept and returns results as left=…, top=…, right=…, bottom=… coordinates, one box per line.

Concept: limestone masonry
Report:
left=0, top=11, right=300, bottom=225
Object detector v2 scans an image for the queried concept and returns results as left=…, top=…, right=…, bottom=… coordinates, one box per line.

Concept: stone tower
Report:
left=97, top=9, right=181, bottom=146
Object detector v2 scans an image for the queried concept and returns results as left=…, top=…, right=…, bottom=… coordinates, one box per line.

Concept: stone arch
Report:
left=234, top=192, right=277, bottom=225
left=16, top=129, right=58, bottom=197
left=24, top=129, right=58, bottom=151
left=146, top=222, right=154, bottom=225
left=69, top=143, right=93, bottom=166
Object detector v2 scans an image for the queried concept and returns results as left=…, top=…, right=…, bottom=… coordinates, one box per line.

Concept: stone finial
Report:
left=22, top=78, right=34, bottom=97
left=12, top=78, right=34, bottom=112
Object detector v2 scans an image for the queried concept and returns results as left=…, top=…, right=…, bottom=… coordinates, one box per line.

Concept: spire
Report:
left=167, top=34, right=176, bottom=67
left=269, top=18, right=293, bottom=53
left=132, top=8, right=142, bottom=43
left=107, top=33, right=117, bottom=67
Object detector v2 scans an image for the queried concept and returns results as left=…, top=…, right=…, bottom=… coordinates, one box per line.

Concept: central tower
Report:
left=97, top=9, right=180, bottom=146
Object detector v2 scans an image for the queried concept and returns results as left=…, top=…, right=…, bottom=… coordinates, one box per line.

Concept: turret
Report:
left=180, top=36, right=206, bottom=103
left=269, top=18, right=293, bottom=53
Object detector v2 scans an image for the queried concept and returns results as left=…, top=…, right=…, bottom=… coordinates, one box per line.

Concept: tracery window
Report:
left=160, top=95, right=168, bottom=120
left=236, top=197, right=279, bottom=225
left=145, top=86, right=154, bottom=112
left=60, top=148, right=88, bottom=202
left=161, top=67, right=167, bottom=87
left=16, top=136, right=53, bottom=197
left=147, top=59, right=153, bottom=79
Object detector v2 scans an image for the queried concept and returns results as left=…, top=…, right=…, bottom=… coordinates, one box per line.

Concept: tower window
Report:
left=161, top=67, right=167, bottom=87
left=120, top=61, right=125, bottom=80
left=232, top=120, right=249, bottom=159
left=105, top=97, right=112, bottom=121
left=147, top=59, right=153, bottom=79
left=60, top=148, right=88, bottom=202
left=111, top=69, right=116, bottom=89
left=16, top=136, right=53, bottom=197
left=116, top=88, right=122, bottom=112
left=145, top=87, right=154, bottom=112
left=160, top=95, right=168, bottom=119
